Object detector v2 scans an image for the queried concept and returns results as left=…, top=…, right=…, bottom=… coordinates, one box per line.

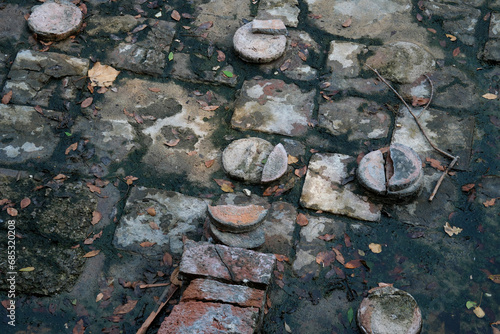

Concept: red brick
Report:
left=158, top=301, right=258, bottom=334
left=181, top=279, right=265, bottom=309
left=179, top=241, right=275, bottom=286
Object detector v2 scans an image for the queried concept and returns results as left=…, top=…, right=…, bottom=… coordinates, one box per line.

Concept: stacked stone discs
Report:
left=357, top=286, right=422, bottom=334
left=233, top=20, right=287, bottom=63
left=357, top=144, right=423, bottom=199
left=28, top=1, right=83, bottom=42
left=207, top=204, right=269, bottom=249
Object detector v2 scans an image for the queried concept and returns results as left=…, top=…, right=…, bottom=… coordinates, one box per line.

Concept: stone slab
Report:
left=318, top=97, right=391, bottom=141
left=321, top=75, right=390, bottom=97
left=327, top=41, right=366, bottom=77
left=300, top=153, right=382, bottom=222
left=113, top=187, right=210, bottom=255
left=257, top=0, right=300, bottom=27
left=3, top=50, right=89, bottom=107
left=171, top=53, right=238, bottom=87
left=179, top=241, right=275, bottom=286
left=489, top=12, right=500, bottom=39
left=232, top=79, right=316, bottom=136
left=0, top=105, right=61, bottom=164
left=181, top=278, right=266, bottom=308
left=158, top=301, right=259, bottom=334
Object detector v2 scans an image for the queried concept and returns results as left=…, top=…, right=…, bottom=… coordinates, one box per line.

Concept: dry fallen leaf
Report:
left=369, top=243, right=382, bottom=253
left=205, top=159, right=215, bottom=168
left=342, top=17, right=352, bottom=28
left=298, top=51, right=307, bottom=61
left=86, top=182, right=101, bottom=194
left=53, top=173, right=68, bottom=180
left=2, top=90, right=13, bottom=104
left=81, top=97, right=93, bottom=108
left=344, top=259, right=363, bottom=269
left=452, top=47, right=460, bottom=57
left=113, top=299, right=138, bottom=315
left=318, top=234, right=336, bottom=241
left=202, top=105, right=219, bottom=111
left=83, top=250, right=101, bottom=258
left=19, top=267, right=35, bottom=272
left=96, top=293, right=104, bottom=302
left=220, top=183, right=234, bottom=193
left=332, top=248, right=345, bottom=265
left=20, top=198, right=31, bottom=209
left=444, top=222, right=462, bottom=236
left=482, top=93, right=498, bottom=100
left=294, top=166, right=307, bottom=178
left=124, top=175, right=138, bottom=185
left=296, top=213, right=308, bottom=226
left=483, top=198, right=496, bottom=207
left=149, top=221, right=160, bottom=230
left=148, top=87, right=161, bottom=93
left=91, top=211, right=102, bottom=225
left=65, top=142, right=78, bottom=155
left=216, top=50, right=225, bottom=62
left=445, top=34, right=457, bottom=41
left=170, top=267, right=182, bottom=286
left=287, top=155, right=299, bottom=164
left=140, top=241, right=156, bottom=247
left=88, top=62, right=120, bottom=87
left=162, top=252, right=173, bottom=266
left=171, top=10, right=181, bottom=21
left=164, top=138, right=180, bottom=147
left=275, top=254, right=289, bottom=262
left=426, top=157, right=445, bottom=171
left=7, top=208, right=17, bottom=217
left=461, top=183, right=475, bottom=192
left=73, top=319, right=85, bottom=334
left=280, top=59, right=291, bottom=72
left=488, top=274, right=500, bottom=284
left=473, top=306, right=485, bottom=318
left=147, top=207, right=156, bottom=216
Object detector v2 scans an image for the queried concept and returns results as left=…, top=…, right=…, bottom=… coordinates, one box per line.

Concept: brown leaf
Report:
left=427, top=28, right=437, bottom=33
left=83, top=250, right=101, bottom=258
left=488, top=274, right=500, bottom=284
left=65, top=142, right=78, bottom=155
left=263, top=185, right=278, bottom=196
left=20, top=198, right=31, bottom=209
left=216, top=50, right=225, bottom=62
left=220, top=183, right=234, bottom=193
left=170, top=267, right=182, bottom=286
left=96, top=292, right=104, bottom=302
left=411, top=96, right=429, bottom=107
left=113, top=299, right=138, bottom=315
left=461, top=183, right=475, bottom=192
left=332, top=266, right=345, bottom=279
left=473, top=306, right=485, bottom=318
left=140, top=241, right=156, bottom=247
left=298, top=51, right=307, bottom=61
left=81, top=97, right=93, bottom=108
left=131, top=24, right=148, bottom=34
left=202, top=105, right=219, bottom=111
left=53, top=173, right=68, bottom=180
left=332, top=248, right=345, bottom=265
left=197, top=21, right=213, bottom=30
left=204, top=159, right=215, bottom=168
left=149, top=221, right=160, bottom=230
left=483, top=198, right=496, bottom=207
left=344, top=233, right=352, bottom=247
left=446, top=34, right=457, bottom=41
left=2, top=90, right=12, bottom=104
left=452, top=47, right=460, bottom=57
left=7, top=207, right=18, bottom=217
left=344, top=259, right=363, bottom=269
left=86, top=182, right=101, bottom=194
left=34, top=105, right=44, bottom=114
left=88, top=62, right=120, bottom=88
left=72, top=319, right=86, bottom=334
left=296, top=213, right=308, bottom=226
left=171, top=10, right=181, bottom=21
left=369, top=243, right=382, bottom=253
left=275, top=254, right=289, bottom=262
left=342, top=17, right=352, bottom=28
left=164, top=138, right=180, bottom=147
left=294, top=166, right=307, bottom=178
left=124, top=175, right=138, bottom=185
left=318, top=234, right=336, bottom=241
left=91, top=211, right=102, bottom=225
left=148, top=87, right=161, bottom=93
left=416, top=13, right=423, bottom=21
left=482, top=93, right=498, bottom=100
left=280, top=59, right=291, bottom=72
left=133, top=113, right=143, bottom=124
left=444, top=222, right=462, bottom=236
left=426, top=157, right=445, bottom=171
left=214, top=179, right=234, bottom=189
left=162, top=252, right=173, bottom=266
left=287, top=155, right=299, bottom=164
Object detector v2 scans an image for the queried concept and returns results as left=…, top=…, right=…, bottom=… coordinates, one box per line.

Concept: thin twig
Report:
left=139, top=283, right=171, bottom=289
left=136, top=284, right=178, bottom=334
left=428, top=156, right=459, bottom=201
left=422, top=74, right=434, bottom=112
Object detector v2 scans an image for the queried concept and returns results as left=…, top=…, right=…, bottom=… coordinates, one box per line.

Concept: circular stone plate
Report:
left=233, top=22, right=287, bottom=63
left=222, top=137, right=274, bottom=183
left=357, top=149, right=386, bottom=194
left=357, top=286, right=422, bottom=334
left=28, top=1, right=83, bottom=41
left=208, top=204, right=268, bottom=233
left=210, top=223, right=265, bottom=249
left=261, top=143, right=288, bottom=183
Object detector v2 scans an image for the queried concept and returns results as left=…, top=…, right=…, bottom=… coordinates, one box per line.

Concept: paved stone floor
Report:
left=0, top=0, right=499, bottom=333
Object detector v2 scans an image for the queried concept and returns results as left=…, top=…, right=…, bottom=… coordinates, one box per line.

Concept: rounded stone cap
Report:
left=208, top=204, right=268, bottom=233
left=210, top=223, right=265, bottom=249
left=261, top=143, right=288, bottom=183
left=28, top=1, right=83, bottom=42
left=357, top=286, right=422, bottom=334
left=233, top=22, right=287, bottom=63
left=222, top=137, right=274, bottom=183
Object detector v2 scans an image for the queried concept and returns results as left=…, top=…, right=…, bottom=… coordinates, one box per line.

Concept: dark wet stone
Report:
left=321, top=75, right=390, bottom=97
left=210, top=223, right=266, bottom=249
left=0, top=4, right=28, bottom=44
left=171, top=53, right=238, bottom=87
left=28, top=1, right=83, bottom=41
left=222, top=137, right=274, bottom=183
left=233, top=22, right=286, bottom=63
left=327, top=41, right=367, bottom=77
left=357, top=286, right=422, bottom=334
left=3, top=50, right=89, bottom=107
left=388, top=144, right=423, bottom=192
left=489, top=12, right=500, bottom=39
left=483, top=40, right=500, bottom=62
left=318, top=97, right=391, bottom=141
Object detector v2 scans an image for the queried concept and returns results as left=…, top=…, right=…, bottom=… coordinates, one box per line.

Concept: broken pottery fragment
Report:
left=28, top=1, right=83, bottom=41
left=357, top=286, right=422, bottom=334
left=210, top=223, right=266, bottom=249
left=261, top=143, right=288, bottom=182
left=208, top=204, right=268, bottom=233
left=357, top=144, right=423, bottom=199
left=233, top=22, right=286, bottom=63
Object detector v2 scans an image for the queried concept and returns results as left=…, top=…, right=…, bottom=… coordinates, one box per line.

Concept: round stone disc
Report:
left=387, top=144, right=422, bottom=192
left=261, top=143, right=288, bottom=183
left=208, top=204, right=268, bottom=233
left=210, top=223, right=265, bottom=249
left=28, top=1, right=83, bottom=41
left=222, top=137, right=274, bottom=183
left=357, top=149, right=386, bottom=194
left=357, top=286, right=422, bottom=334
left=233, top=22, right=287, bottom=63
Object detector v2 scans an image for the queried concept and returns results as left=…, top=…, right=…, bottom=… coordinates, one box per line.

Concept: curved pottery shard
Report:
left=261, top=143, right=288, bottom=183
left=207, top=204, right=268, bottom=233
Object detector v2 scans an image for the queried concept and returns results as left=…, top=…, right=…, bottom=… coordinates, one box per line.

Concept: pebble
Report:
left=28, top=1, right=83, bottom=41
left=233, top=22, right=287, bottom=63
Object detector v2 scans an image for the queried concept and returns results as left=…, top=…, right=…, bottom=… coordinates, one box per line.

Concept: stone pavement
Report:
left=0, top=0, right=499, bottom=333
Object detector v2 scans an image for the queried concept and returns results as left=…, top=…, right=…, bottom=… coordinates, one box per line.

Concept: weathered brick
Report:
left=158, top=301, right=258, bottom=334
left=179, top=241, right=275, bottom=286
left=181, top=278, right=265, bottom=309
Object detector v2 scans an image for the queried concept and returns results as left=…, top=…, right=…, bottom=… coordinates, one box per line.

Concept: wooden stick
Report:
left=136, top=284, right=178, bottom=334
left=422, top=74, right=434, bottom=112
left=139, top=283, right=171, bottom=289
left=428, top=156, right=459, bottom=201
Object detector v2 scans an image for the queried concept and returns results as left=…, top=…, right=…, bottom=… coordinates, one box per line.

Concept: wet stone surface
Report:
left=232, top=79, right=316, bottom=136
left=257, top=0, right=300, bottom=27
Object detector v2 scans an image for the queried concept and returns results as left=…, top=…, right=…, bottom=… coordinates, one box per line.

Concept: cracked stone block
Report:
left=300, top=153, right=382, bottom=222
left=257, top=0, right=300, bottom=27
left=181, top=278, right=266, bottom=309
left=113, top=187, right=210, bottom=255
left=318, top=97, right=391, bottom=141
left=0, top=105, right=61, bottom=164
left=28, top=1, right=83, bottom=41
left=179, top=241, right=275, bottom=286
left=233, top=22, right=287, bottom=63
left=232, top=79, right=316, bottom=136
left=3, top=50, right=89, bottom=107
left=327, top=41, right=367, bottom=77
left=158, top=301, right=259, bottom=334
left=357, top=286, right=422, bottom=334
